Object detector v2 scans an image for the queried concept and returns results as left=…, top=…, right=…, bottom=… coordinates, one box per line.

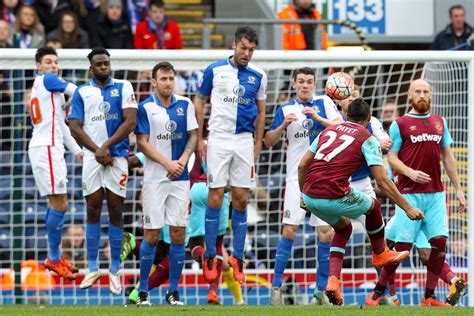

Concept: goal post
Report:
left=0, top=49, right=473, bottom=306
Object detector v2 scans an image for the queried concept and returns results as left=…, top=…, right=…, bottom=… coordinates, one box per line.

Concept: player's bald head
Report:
left=408, top=79, right=431, bottom=94
left=408, top=79, right=432, bottom=114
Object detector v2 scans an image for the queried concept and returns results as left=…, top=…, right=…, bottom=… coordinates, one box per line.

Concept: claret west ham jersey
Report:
left=389, top=113, right=452, bottom=194
left=303, top=122, right=384, bottom=199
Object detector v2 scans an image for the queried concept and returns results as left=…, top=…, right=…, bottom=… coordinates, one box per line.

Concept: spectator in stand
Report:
left=47, top=11, right=89, bottom=49
left=10, top=5, right=45, bottom=48
left=90, top=0, right=133, bottom=49
left=32, top=0, right=87, bottom=34
left=0, top=0, right=20, bottom=27
left=124, top=0, right=149, bottom=33
left=380, top=98, right=398, bottom=131
left=0, top=20, right=12, bottom=48
left=62, top=225, right=86, bottom=269
left=433, top=4, right=473, bottom=50
left=134, top=0, right=181, bottom=49
left=278, top=0, right=327, bottom=50
left=174, top=70, right=203, bottom=98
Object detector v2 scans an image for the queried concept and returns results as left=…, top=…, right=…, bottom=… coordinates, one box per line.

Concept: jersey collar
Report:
left=227, top=56, right=248, bottom=70
left=153, top=94, right=177, bottom=108
left=89, top=77, right=114, bottom=88
left=406, top=113, right=431, bottom=119
left=294, top=97, right=313, bottom=106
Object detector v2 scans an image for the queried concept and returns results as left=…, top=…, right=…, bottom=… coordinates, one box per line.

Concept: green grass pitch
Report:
left=0, top=305, right=473, bottom=316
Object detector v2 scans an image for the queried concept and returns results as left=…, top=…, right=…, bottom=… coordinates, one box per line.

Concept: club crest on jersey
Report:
left=99, top=101, right=111, bottom=113
left=435, top=121, right=443, bottom=133
left=302, top=119, right=314, bottom=130
left=110, top=89, right=119, bottom=97
left=165, top=120, right=178, bottom=132
left=233, top=84, right=246, bottom=96
left=176, top=107, right=185, bottom=116
left=409, top=125, right=417, bottom=131
left=248, top=76, right=256, bottom=84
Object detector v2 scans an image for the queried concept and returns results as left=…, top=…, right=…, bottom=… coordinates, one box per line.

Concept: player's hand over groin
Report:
left=408, top=169, right=431, bottom=184
left=406, top=207, right=424, bottom=220
left=165, top=160, right=184, bottom=180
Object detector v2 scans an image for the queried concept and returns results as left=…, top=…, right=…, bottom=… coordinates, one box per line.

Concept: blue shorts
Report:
left=302, top=188, right=373, bottom=226
left=187, top=182, right=230, bottom=238
left=393, top=192, right=448, bottom=243
left=385, top=216, right=430, bottom=249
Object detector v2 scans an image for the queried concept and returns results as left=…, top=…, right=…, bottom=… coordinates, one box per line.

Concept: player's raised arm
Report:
left=371, top=165, right=423, bottom=220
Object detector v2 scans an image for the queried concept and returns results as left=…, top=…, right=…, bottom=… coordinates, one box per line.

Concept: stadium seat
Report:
left=0, top=176, right=13, bottom=200
left=24, top=202, right=48, bottom=223
left=24, top=226, right=48, bottom=251
left=0, top=202, right=11, bottom=224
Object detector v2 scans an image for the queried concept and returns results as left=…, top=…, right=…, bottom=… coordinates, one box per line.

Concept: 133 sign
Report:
left=332, top=0, right=385, bottom=35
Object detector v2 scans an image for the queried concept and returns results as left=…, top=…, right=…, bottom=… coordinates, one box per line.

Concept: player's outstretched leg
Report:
left=325, top=220, right=353, bottom=306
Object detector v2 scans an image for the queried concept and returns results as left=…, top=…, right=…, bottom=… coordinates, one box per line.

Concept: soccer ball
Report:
left=325, top=72, right=354, bottom=100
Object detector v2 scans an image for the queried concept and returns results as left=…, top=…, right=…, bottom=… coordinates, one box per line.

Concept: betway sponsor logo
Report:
left=156, top=132, right=183, bottom=140
left=410, top=133, right=442, bottom=144
left=294, top=130, right=320, bottom=138
left=223, top=96, right=252, bottom=106
left=91, top=113, right=119, bottom=122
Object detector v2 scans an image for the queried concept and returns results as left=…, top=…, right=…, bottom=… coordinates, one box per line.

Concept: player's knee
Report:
left=317, top=226, right=334, bottom=242
left=86, top=206, right=101, bottom=223
left=49, top=194, right=68, bottom=211
left=418, top=249, right=430, bottom=265
left=430, top=236, right=447, bottom=257
left=208, top=189, right=224, bottom=208
left=170, top=226, right=186, bottom=244
left=368, top=198, right=381, bottom=214
left=144, top=229, right=160, bottom=245
left=282, top=224, right=298, bottom=240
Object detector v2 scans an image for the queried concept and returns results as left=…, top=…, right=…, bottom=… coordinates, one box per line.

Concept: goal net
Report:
left=0, top=49, right=472, bottom=306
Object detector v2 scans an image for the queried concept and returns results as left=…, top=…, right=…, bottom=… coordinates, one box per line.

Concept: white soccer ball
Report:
left=325, top=72, right=354, bottom=100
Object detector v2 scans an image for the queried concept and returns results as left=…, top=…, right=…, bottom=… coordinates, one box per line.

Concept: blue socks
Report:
left=316, top=241, right=331, bottom=291
left=86, top=223, right=101, bottom=272
left=168, top=242, right=185, bottom=293
left=45, top=208, right=65, bottom=263
left=272, top=236, right=294, bottom=288
left=232, top=209, right=247, bottom=259
left=108, top=223, right=123, bottom=273
left=138, top=240, right=156, bottom=293
left=204, top=207, right=220, bottom=257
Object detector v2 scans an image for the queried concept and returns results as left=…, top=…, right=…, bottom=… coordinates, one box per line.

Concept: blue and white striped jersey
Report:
left=135, top=94, right=198, bottom=182
left=269, top=95, right=341, bottom=181
left=198, top=57, right=267, bottom=134
left=69, top=77, right=137, bottom=157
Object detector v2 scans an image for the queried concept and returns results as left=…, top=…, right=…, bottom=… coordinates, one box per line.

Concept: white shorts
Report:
left=207, top=132, right=255, bottom=189
left=282, top=180, right=316, bottom=226
left=350, top=177, right=376, bottom=199
left=142, top=180, right=190, bottom=229
left=28, top=146, right=67, bottom=196
left=82, top=156, right=128, bottom=198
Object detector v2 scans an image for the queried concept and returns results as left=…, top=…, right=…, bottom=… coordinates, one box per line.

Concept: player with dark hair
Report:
left=29, top=47, right=83, bottom=280
left=194, top=26, right=268, bottom=284
left=134, top=61, right=197, bottom=306
left=265, top=67, right=342, bottom=305
left=298, top=98, right=423, bottom=306
left=69, top=47, right=137, bottom=295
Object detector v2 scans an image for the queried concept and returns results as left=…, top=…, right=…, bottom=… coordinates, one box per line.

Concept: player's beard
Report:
left=411, top=99, right=430, bottom=114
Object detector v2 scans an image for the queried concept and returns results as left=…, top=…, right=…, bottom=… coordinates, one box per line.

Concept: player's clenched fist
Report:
left=406, top=207, right=424, bottom=220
